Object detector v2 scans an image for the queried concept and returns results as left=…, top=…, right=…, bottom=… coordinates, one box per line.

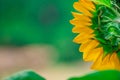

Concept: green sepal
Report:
left=101, top=44, right=113, bottom=55
left=100, top=44, right=118, bottom=58
left=91, top=0, right=112, bottom=8
left=95, top=37, right=106, bottom=44
left=117, top=51, right=120, bottom=60
left=94, top=31, right=106, bottom=44
left=103, top=45, right=112, bottom=53
left=90, top=1, right=120, bottom=55
left=68, top=70, right=120, bottom=80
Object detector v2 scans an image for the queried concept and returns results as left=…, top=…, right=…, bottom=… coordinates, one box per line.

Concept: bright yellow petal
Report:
left=71, top=12, right=91, bottom=22
left=109, top=53, right=120, bottom=70
left=79, top=39, right=93, bottom=52
left=91, top=52, right=120, bottom=70
left=73, top=2, right=92, bottom=17
left=81, top=40, right=100, bottom=61
left=81, top=40, right=99, bottom=53
left=73, top=33, right=94, bottom=44
left=70, top=18, right=92, bottom=26
left=91, top=54, right=110, bottom=70
left=72, top=26, right=94, bottom=33
left=79, top=0, right=95, bottom=11
left=83, top=47, right=102, bottom=61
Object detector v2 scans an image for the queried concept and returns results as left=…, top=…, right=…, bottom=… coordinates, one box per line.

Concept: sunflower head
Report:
left=70, top=0, right=120, bottom=70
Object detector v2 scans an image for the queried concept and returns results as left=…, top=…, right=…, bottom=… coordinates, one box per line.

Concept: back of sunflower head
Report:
left=70, top=0, right=120, bottom=70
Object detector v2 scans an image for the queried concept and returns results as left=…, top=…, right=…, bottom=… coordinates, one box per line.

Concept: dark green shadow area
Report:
left=0, top=0, right=82, bottom=63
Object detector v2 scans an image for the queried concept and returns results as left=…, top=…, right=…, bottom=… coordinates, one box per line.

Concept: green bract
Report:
left=91, top=0, right=120, bottom=57
left=91, top=0, right=112, bottom=8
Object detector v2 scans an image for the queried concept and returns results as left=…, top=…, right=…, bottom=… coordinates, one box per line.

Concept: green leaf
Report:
left=92, top=0, right=112, bottom=8
left=68, top=70, right=120, bottom=80
left=3, top=70, right=46, bottom=80
left=117, top=51, right=120, bottom=60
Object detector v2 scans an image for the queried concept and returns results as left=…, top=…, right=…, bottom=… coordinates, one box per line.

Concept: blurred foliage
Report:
left=68, top=70, right=120, bottom=80
left=0, top=0, right=81, bottom=62
left=4, top=69, right=120, bottom=80
left=4, top=70, right=45, bottom=80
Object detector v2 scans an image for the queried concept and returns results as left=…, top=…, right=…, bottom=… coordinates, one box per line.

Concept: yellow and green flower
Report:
left=70, top=0, right=120, bottom=70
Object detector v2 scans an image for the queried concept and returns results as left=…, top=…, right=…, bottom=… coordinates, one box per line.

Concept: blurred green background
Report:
left=0, top=0, right=81, bottom=63
left=1, top=0, right=120, bottom=80
left=0, top=0, right=93, bottom=80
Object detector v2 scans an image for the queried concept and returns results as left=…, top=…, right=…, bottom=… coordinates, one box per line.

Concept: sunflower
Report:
left=70, top=0, right=120, bottom=70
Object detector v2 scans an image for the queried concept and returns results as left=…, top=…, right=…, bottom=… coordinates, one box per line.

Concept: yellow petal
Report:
left=79, top=40, right=93, bottom=52
left=79, top=0, right=95, bottom=11
left=91, top=52, right=120, bottom=70
left=72, top=26, right=94, bottom=33
left=110, top=53, right=120, bottom=70
left=71, top=12, right=91, bottom=22
left=82, top=40, right=99, bottom=52
left=70, top=18, right=92, bottom=26
left=83, top=47, right=102, bottom=61
left=82, top=40, right=99, bottom=61
left=73, top=2, right=92, bottom=17
left=73, top=33, right=94, bottom=44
